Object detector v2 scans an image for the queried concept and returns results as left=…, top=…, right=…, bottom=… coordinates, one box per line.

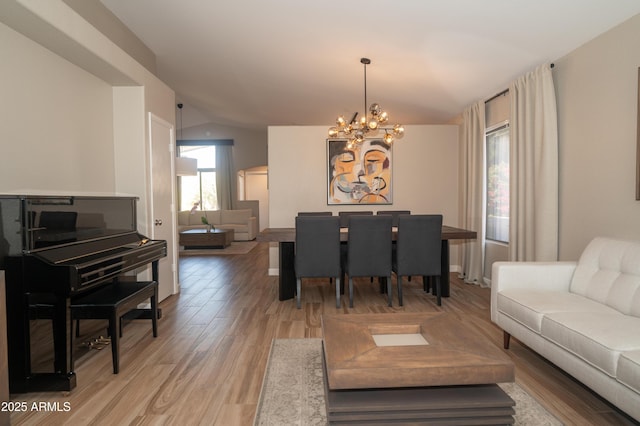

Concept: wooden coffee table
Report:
left=179, top=229, right=234, bottom=249
left=321, top=312, right=516, bottom=424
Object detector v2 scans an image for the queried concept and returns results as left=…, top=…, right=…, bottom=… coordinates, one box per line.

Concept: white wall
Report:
left=554, top=13, right=640, bottom=259
left=241, top=167, right=269, bottom=231
left=0, top=22, right=116, bottom=193
left=267, top=125, right=462, bottom=271
left=112, top=87, right=148, bottom=227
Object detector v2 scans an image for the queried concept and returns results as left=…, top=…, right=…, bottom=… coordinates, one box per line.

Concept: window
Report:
left=486, top=124, right=509, bottom=243
left=177, top=144, right=218, bottom=211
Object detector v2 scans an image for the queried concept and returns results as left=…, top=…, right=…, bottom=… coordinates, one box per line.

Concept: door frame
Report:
left=148, top=112, right=179, bottom=296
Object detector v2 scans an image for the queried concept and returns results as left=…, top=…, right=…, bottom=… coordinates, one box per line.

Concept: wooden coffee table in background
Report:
left=179, top=228, right=234, bottom=249
left=321, top=312, right=516, bottom=424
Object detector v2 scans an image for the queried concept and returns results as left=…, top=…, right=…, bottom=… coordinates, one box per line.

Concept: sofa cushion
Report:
left=179, top=225, right=208, bottom=232
left=192, top=210, right=220, bottom=226
left=217, top=223, right=246, bottom=233
left=541, top=311, right=640, bottom=376
left=497, top=290, right=616, bottom=333
left=570, top=237, right=640, bottom=315
left=617, top=350, right=640, bottom=394
left=220, top=209, right=251, bottom=224
left=188, top=212, right=203, bottom=226
left=178, top=211, right=191, bottom=226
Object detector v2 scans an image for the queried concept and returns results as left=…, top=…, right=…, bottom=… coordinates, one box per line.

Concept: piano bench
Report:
left=70, top=280, right=158, bottom=374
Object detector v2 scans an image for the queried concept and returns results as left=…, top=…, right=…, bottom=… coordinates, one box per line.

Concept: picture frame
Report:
left=327, top=138, right=393, bottom=205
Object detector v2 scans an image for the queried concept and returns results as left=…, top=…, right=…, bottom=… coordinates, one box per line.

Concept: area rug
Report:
left=179, top=241, right=258, bottom=256
left=254, top=338, right=562, bottom=426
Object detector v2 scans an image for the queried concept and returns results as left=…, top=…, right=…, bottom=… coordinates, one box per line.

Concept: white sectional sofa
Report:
left=491, top=237, right=640, bottom=421
left=177, top=209, right=257, bottom=241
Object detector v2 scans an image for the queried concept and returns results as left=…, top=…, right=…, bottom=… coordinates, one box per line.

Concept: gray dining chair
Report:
left=294, top=216, right=342, bottom=308
left=298, top=211, right=337, bottom=285
left=392, top=214, right=443, bottom=306
left=377, top=210, right=411, bottom=285
left=344, top=215, right=393, bottom=307
left=376, top=210, right=411, bottom=227
left=338, top=211, right=375, bottom=283
left=338, top=211, right=373, bottom=228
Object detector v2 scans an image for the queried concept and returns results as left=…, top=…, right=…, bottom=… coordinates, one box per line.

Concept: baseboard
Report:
left=268, top=268, right=280, bottom=276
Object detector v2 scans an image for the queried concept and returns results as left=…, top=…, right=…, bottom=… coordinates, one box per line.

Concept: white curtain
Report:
left=216, top=144, right=234, bottom=210
left=509, top=63, right=558, bottom=261
left=459, top=101, right=486, bottom=285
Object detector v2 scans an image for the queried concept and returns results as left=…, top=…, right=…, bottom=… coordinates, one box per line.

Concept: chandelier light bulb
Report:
left=327, top=57, right=406, bottom=144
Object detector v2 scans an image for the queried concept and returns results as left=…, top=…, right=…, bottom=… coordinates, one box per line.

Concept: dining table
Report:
left=257, top=225, right=477, bottom=301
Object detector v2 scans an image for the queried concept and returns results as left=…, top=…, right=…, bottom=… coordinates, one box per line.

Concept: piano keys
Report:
left=0, top=195, right=166, bottom=393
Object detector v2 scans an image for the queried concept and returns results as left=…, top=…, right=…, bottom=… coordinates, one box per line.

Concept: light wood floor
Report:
left=9, top=242, right=638, bottom=425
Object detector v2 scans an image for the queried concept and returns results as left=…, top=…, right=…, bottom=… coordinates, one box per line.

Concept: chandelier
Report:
left=328, top=58, right=404, bottom=148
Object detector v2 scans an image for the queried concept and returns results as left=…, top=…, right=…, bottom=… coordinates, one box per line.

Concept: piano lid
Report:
left=0, top=195, right=140, bottom=269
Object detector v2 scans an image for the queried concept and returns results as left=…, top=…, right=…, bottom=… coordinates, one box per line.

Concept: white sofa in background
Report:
left=177, top=209, right=257, bottom=241
left=491, top=237, right=640, bottom=421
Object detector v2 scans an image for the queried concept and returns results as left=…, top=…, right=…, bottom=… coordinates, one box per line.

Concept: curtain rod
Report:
left=485, top=89, right=509, bottom=104
left=485, top=63, right=555, bottom=104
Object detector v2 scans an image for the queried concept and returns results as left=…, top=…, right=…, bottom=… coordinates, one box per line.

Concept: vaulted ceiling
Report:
left=101, top=0, right=640, bottom=129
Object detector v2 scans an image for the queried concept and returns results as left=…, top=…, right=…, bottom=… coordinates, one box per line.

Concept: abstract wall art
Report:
left=327, top=138, right=392, bottom=205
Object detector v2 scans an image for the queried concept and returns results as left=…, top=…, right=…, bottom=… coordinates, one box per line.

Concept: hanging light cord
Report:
left=177, top=103, right=183, bottom=140
left=362, top=58, right=368, bottom=122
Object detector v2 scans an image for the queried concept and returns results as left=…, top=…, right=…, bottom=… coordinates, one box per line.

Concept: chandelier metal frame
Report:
left=328, top=57, right=404, bottom=148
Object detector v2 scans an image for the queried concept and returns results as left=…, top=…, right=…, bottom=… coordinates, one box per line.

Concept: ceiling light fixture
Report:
left=328, top=58, right=404, bottom=148
left=175, top=103, right=198, bottom=176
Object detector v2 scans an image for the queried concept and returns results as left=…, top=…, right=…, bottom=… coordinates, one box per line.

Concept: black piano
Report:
left=0, top=195, right=167, bottom=393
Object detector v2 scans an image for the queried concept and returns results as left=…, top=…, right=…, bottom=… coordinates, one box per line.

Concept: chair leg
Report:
left=69, top=314, right=76, bottom=372
left=335, top=277, right=341, bottom=308
left=504, top=331, right=511, bottom=349
left=109, top=311, right=119, bottom=374
left=151, top=288, right=158, bottom=337
left=398, top=276, right=403, bottom=307
left=296, top=278, right=302, bottom=309
left=349, top=277, right=354, bottom=308
left=386, top=276, right=392, bottom=307
left=435, top=276, right=442, bottom=306
left=423, top=275, right=431, bottom=292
